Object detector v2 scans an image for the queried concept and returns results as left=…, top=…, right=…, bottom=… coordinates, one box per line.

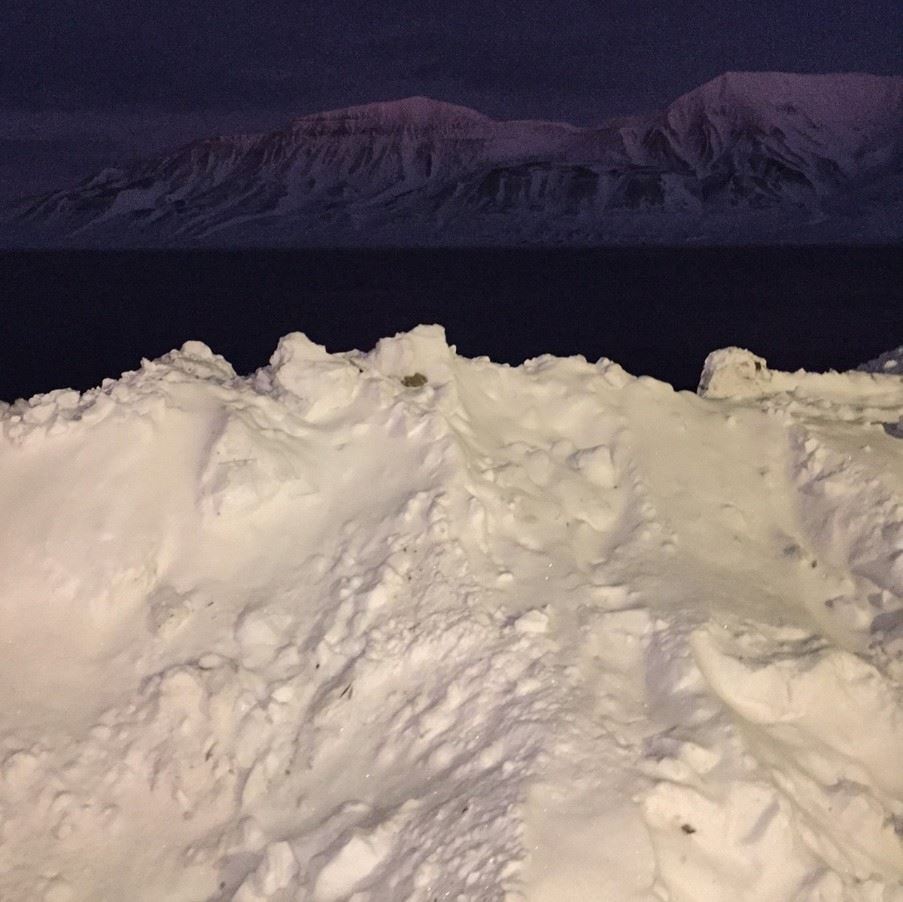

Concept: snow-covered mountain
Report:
left=5, top=72, right=903, bottom=245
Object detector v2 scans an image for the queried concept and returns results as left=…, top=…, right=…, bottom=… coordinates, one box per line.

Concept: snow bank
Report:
left=1, top=329, right=901, bottom=901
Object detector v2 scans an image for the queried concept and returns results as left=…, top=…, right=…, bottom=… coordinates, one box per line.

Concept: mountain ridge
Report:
left=4, top=72, right=902, bottom=246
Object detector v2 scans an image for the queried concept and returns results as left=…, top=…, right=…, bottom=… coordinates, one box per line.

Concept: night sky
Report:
left=2, top=0, right=901, bottom=200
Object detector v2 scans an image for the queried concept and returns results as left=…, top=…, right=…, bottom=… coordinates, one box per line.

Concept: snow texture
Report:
left=1, top=328, right=902, bottom=900
left=5, top=71, right=902, bottom=246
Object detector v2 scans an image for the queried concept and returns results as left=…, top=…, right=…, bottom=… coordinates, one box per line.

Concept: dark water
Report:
left=1, top=247, right=900, bottom=402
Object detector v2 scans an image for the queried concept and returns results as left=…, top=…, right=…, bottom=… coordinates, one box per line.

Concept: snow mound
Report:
left=860, top=345, right=903, bottom=376
left=1, top=328, right=902, bottom=901
left=700, top=345, right=903, bottom=427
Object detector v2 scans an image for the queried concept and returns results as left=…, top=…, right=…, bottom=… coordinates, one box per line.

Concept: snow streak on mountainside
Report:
left=1, top=328, right=902, bottom=901
left=5, top=72, right=902, bottom=246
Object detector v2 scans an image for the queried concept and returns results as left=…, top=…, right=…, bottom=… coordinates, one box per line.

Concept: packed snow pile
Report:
left=1, top=327, right=902, bottom=901
left=860, top=345, right=903, bottom=377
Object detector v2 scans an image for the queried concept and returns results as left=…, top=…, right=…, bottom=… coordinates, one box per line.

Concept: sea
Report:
left=1, top=246, right=900, bottom=402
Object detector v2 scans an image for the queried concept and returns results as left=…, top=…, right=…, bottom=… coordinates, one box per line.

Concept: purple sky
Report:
left=2, top=0, right=901, bottom=201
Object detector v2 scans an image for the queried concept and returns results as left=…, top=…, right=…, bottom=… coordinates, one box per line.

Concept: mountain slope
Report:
left=5, top=73, right=902, bottom=245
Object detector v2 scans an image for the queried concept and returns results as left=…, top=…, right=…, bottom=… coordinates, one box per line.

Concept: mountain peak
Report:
left=292, top=96, right=491, bottom=130
left=671, top=70, right=903, bottom=125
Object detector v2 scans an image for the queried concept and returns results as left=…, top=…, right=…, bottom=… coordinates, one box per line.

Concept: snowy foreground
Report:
left=1, top=328, right=902, bottom=902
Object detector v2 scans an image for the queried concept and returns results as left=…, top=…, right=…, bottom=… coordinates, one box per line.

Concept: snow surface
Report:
left=1, top=328, right=902, bottom=901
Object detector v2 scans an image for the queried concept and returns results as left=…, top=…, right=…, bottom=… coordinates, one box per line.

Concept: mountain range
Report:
left=4, top=72, right=902, bottom=246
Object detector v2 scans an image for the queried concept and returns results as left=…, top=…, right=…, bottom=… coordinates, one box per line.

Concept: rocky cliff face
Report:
left=6, top=73, right=902, bottom=245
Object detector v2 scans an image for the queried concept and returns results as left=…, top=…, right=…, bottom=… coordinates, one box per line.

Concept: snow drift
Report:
left=1, top=329, right=902, bottom=901
left=6, top=71, right=903, bottom=246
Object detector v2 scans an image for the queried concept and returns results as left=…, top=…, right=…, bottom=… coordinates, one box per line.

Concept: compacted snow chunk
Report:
left=860, top=345, right=903, bottom=376
left=1, top=328, right=902, bottom=901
